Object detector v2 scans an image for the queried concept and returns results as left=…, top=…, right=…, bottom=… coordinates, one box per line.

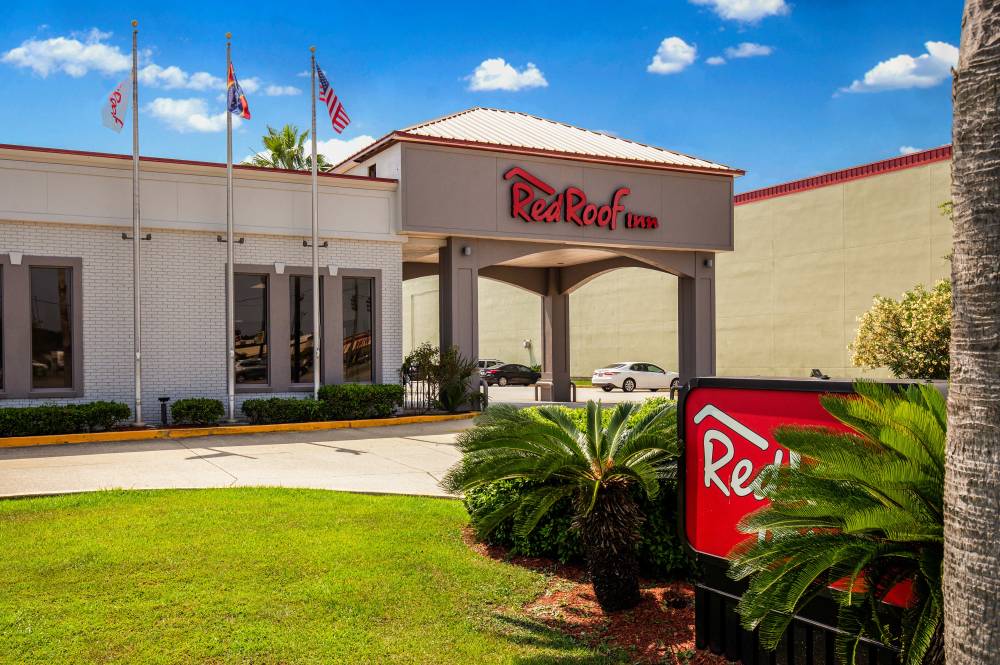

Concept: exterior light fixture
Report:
left=703, top=258, right=714, bottom=268
left=328, top=264, right=339, bottom=276
left=461, top=245, right=472, bottom=256
left=274, top=261, right=285, bottom=274
left=8, top=251, right=22, bottom=265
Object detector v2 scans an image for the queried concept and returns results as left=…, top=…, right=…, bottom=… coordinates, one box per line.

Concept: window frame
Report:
left=0, top=255, right=84, bottom=399
left=233, top=264, right=382, bottom=392
left=335, top=270, right=381, bottom=385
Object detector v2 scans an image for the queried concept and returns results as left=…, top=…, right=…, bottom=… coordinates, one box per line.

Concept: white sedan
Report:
left=591, top=362, right=680, bottom=393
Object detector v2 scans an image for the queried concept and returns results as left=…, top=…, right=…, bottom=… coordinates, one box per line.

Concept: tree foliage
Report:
left=851, top=280, right=951, bottom=379
left=729, top=381, right=944, bottom=664
left=246, top=124, right=330, bottom=171
left=442, top=400, right=678, bottom=611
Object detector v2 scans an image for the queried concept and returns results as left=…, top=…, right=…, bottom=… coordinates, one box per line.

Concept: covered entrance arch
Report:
left=403, top=239, right=716, bottom=401
left=334, top=107, right=742, bottom=398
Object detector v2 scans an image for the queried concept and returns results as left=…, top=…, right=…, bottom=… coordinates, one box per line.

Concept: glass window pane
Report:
left=290, top=275, right=320, bottom=384
left=343, top=277, right=374, bottom=383
left=0, top=267, right=4, bottom=390
left=235, top=274, right=268, bottom=384
left=30, top=266, right=73, bottom=389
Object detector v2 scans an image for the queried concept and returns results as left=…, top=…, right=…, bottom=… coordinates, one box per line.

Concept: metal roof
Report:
left=335, top=107, right=742, bottom=176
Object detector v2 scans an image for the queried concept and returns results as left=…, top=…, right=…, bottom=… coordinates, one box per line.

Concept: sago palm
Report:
left=246, top=124, right=329, bottom=171
left=441, top=400, right=677, bottom=611
left=729, top=381, right=944, bottom=664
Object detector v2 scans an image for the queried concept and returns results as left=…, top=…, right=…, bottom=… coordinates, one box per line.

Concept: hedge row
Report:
left=243, top=384, right=404, bottom=425
left=0, top=401, right=132, bottom=437
left=0, top=384, right=407, bottom=436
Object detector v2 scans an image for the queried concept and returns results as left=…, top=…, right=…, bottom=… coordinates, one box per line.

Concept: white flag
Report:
left=101, top=78, right=132, bottom=133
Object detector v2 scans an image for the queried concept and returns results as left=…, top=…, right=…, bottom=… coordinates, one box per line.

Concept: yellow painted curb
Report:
left=0, top=412, right=479, bottom=449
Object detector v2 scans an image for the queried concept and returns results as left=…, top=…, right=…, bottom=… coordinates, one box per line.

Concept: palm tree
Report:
left=441, top=400, right=678, bottom=611
left=246, top=124, right=330, bottom=171
left=945, top=3, right=1000, bottom=663
left=729, top=382, right=944, bottom=664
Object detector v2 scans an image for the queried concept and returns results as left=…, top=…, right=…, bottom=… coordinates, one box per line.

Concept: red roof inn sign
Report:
left=504, top=167, right=659, bottom=231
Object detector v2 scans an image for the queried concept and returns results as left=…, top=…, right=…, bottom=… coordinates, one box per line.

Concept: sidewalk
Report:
left=0, top=420, right=472, bottom=499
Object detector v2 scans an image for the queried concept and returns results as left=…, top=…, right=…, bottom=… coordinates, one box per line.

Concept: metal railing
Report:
left=402, top=377, right=489, bottom=413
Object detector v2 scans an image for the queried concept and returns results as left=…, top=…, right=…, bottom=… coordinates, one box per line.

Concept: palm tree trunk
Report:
left=576, top=486, right=643, bottom=612
left=945, top=3, right=1000, bottom=663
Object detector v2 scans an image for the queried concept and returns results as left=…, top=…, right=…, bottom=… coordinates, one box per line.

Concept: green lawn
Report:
left=0, top=489, right=614, bottom=664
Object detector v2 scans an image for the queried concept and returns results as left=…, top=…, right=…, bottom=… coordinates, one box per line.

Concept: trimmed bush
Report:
left=77, top=401, right=133, bottom=431
left=171, top=398, right=225, bottom=426
left=318, top=384, right=403, bottom=420
left=0, top=401, right=132, bottom=437
left=242, top=398, right=328, bottom=425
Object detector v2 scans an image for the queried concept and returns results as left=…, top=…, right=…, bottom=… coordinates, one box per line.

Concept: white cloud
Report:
left=899, top=145, right=921, bottom=155
left=647, top=37, right=697, bottom=75
left=725, top=42, right=774, bottom=58
left=317, top=135, right=377, bottom=165
left=147, top=97, right=237, bottom=133
left=265, top=84, right=302, bottom=96
left=1, top=28, right=129, bottom=77
left=706, top=56, right=727, bottom=66
left=842, top=41, right=958, bottom=93
left=138, top=64, right=225, bottom=91
left=690, top=0, right=789, bottom=22
left=466, top=58, right=547, bottom=91
left=296, top=70, right=310, bottom=78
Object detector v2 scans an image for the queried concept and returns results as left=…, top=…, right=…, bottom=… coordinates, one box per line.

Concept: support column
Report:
left=540, top=268, right=572, bottom=402
left=678, top=252, right=716, bottom=383
left=438, top=238, right=479, bottom=365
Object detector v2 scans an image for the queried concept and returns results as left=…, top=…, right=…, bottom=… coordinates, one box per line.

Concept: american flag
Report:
left=316, top=63, right=350, bottom=134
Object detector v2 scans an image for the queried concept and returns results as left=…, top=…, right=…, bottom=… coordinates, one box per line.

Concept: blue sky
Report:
left=1, top=0, right=962, bottom=192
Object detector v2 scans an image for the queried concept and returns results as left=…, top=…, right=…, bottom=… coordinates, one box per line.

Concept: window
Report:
left=290, top=275, right=320, bottom=384
left=342, top=276, right=374, bottom=383
left=647, top=364, right=666, bottom=374
left=0, top=267, right=3, bottom=391
left=367, top=164, right=377, bottom=178
left=235, top=274, right=268, bottom=384
left=30, top=266, right=74, bottom=389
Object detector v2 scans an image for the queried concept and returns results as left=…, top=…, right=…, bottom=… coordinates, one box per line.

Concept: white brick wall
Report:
left=0, top=221, right=402, bottom=421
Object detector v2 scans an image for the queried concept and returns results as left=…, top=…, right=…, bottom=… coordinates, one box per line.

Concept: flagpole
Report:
left=131, top=20, right=143, bottom=426
left=310, top=47, right=321, bottom=400
left=225, top=33, right=236, bottom=422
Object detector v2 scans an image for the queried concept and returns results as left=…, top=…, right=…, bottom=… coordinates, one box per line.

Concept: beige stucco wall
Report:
left=402, top=159, right=952, bottom=378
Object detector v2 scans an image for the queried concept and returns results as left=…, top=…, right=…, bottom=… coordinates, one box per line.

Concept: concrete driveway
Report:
left=488, top=384, right=672, bottom=405
left=0, top=420, right=473, bottom=499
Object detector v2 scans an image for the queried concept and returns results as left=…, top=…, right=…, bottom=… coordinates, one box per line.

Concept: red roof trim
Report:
left=734, top=145, right=951, bottom=205
left=391, top=131, right=745, bottom=177
left=0, top=143, right=398, bottom=184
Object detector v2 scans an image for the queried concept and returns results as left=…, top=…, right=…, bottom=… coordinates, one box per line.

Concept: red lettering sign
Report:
left=683, top=381, right=912, bottom=607
left=504, top=167, right=658, bottom=231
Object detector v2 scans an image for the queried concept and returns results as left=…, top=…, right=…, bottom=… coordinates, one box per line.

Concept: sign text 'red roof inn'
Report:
left=504, top=167, right=659, bottom=231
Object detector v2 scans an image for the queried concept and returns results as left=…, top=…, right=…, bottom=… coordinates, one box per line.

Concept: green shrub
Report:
left=0, top=401, right=132, bottom=437
left=242, top=397, right=329, bottom=425
left=77, top=401, right=132, bottom=431
left=318, top=384, right=403, bottom=419
left=0, top=405, right=82, bottom=437
left=459, top=398, right=693, bottom=577
left=171, top=398, right=225, bottom=425
left=851, top=279, right=951, bottom=379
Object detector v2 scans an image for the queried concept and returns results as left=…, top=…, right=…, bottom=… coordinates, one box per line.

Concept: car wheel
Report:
left=601, top=385, right=613, bottom=393
left=670, top=378, right=680, bottom=389
left=498, top=376, right=508, bottom=387
left=622, top=378, right=636, bottom=393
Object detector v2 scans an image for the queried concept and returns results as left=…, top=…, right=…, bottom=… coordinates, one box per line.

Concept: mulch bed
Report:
left=465, top=529, right=728, bottom=664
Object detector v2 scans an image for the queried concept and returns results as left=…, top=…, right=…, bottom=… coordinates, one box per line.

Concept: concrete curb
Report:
left=0, top=412, right=478, bottom=449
